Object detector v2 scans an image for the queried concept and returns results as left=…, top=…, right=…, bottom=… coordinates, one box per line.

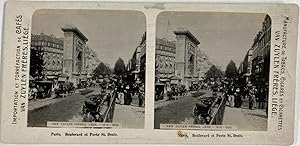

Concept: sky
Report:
left=156, top=12, right=267, bottom=70
left=32, top=9, right=146, bottom=68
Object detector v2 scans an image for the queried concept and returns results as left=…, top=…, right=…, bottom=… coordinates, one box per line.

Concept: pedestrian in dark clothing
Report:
left=37, top=85, right=44, bottom=99
left=138, top=83, right=145, bottom=107
left=258, top=87, right=265, bottom=109
left=106, top=92, right=111, bottom=106
left=124, top=84, right=131, bottom=105
left=234, top=87, right=242, bottom=108
left=227, top=85, right=235, bottom=107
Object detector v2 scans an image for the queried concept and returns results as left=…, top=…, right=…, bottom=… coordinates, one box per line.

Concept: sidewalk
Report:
left=112, top=93, right=145, bottom=128
left=223, top=103, right=267, bottom=131
left=113, top=104, right=145, bottom=129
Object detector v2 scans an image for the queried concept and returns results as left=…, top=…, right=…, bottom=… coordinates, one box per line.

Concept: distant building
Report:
left=196, top=49, right=212, bottom=80
left=127, top=45, right=142, bottom=82
left=31, top=33, right=64, bottom=80
left=239, top=48, right=253, bottom=84
left=84, top=46, right=100, bottom=78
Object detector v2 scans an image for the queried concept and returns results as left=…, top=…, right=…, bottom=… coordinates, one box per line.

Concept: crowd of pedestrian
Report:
left=53, top=81, right=76, bottom=98
left=206, top=78, right=268, bottom=111
left=115, top=79, right=145, bottom=107
left=28, top=79, right=82, bottom=100
left=29, top=84, right=50, bottom=100
left=166, top=84, right=187, bottom=100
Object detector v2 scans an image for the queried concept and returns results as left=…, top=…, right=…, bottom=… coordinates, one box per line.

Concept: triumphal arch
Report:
left=174, top=28, right=200, bottom=88
left=61, top=25, right=88, bottom=85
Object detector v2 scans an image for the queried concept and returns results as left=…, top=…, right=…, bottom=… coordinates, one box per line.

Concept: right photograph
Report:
left=154, top=12, right=271, bottom=131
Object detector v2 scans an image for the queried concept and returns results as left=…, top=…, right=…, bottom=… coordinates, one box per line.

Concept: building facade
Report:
left=238, top=14, right=271, bottom=109
left=31, top=33, right=64, bottom=80
left=155, top=38, right=176, bottom=84
left=139, top=33, right=147, bottom=82
left=250, top=15, right=271, bottom=88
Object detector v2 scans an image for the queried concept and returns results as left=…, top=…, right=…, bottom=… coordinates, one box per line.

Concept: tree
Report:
left=113, top=57, right=126, bottom=76
left=225, top=60, right=238, bottom=79
left=30, top=46, right=45, bottom=80
left=92, top=62, right=111, bottom=78
left=205, top=65, right=223, bottom=79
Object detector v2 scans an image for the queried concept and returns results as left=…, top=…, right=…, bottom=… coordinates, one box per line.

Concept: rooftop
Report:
left=156, top=37, right=176, bottom=48
left=61, top=24, right=88, bottom=42
left=31, top=33, right=64, bottom=44
left=174, top=28, right=200, bottom=45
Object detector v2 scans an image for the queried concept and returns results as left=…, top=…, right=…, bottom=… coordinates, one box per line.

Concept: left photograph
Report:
left=27, top=9, right=146, bottom=129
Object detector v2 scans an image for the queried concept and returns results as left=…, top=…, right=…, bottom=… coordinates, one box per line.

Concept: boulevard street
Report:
left=154, top=89, right=267, bottom=131
left=28, top=89, right=95, bottom=127
left=28, top=88, right=144, bottom=128
left=154, top=90, right=208, bottom=129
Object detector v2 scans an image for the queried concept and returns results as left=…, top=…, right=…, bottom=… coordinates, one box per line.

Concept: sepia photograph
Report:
left=154, top=12, right=271, bottom=131
left=27, top=9, right=146, bottom=129
left=1, top=1, right=299, bottom=144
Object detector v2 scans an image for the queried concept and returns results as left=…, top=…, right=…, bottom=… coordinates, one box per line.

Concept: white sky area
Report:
left=32, top=10, right=146, bottom=68
left=156, top=12, right=266, bottom=70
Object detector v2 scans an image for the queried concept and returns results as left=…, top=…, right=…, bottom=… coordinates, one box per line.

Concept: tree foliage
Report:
left=205, top=65, right=223, bottom=79
left=93, top=62, right=111, bottom=78
left=114, top=57, right=126, bottom=76
left=225, top=60, right=238, bottom=79
left=30, top=46, right=45, bottom=80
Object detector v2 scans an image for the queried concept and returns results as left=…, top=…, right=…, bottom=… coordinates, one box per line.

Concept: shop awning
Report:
left=47, top=75, right=58, bottom=79
left=58, top=74, right=69, bottom=82
left=170, top=76, right=181, bottom=80
left=159, top=78, right=169, bottom=82
left=58, top=77, right=66, bottom=82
